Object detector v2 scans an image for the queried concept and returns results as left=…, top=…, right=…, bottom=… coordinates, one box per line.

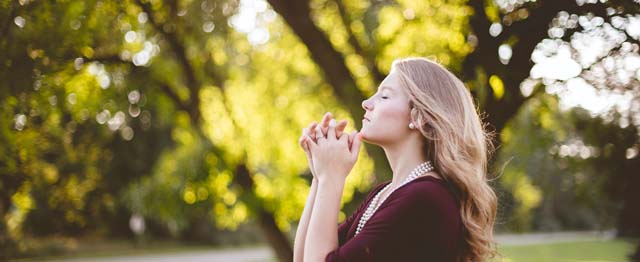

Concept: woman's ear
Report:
left=409, top=107, right=418, bottom=125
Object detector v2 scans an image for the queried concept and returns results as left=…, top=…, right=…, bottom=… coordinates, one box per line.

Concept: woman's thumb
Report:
left=350, top=132, right=362, bottom=158
left=306, top=134, right=317, bottom=151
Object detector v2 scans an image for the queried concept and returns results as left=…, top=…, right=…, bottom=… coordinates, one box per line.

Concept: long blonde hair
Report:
left=393, top=57, right=497, bottom=261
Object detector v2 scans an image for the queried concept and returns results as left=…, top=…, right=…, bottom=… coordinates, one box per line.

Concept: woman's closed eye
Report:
left=374, top=92, right=389, bottom=99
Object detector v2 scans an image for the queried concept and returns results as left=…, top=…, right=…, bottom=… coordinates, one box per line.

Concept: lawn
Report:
left=11, top=237, right=636, bottom=262
left=497, top=240, right=636, bottom=262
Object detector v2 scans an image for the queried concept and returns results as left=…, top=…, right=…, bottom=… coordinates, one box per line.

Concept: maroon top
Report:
left=326, top=176, right=462, bottom=262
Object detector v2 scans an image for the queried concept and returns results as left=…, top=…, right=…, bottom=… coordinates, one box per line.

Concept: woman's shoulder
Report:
left=377, top=176, right=460, bottom=221
left=395, top=175, right=457, bottom=204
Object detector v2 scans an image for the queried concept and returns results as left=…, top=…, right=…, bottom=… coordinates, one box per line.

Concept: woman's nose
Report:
left=362, top=99, right=371, bottom=111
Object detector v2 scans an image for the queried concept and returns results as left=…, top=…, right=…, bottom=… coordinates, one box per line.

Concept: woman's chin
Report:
left=359, top=130, right=373, bottom=143
left=358, top=130, right=388, bottom=146
left=358, top=129, right=366, bottom=139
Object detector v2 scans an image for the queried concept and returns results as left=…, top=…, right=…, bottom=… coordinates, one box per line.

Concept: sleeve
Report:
left=326, top=182, right=460, bottom=262
left=336, top=208, right=357, bottom=246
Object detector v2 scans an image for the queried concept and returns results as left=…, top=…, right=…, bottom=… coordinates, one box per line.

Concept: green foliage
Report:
left=2, top=0, right=639, bottom=259
left=497, top=240, right=635, bottom=262
left=495, top=94, right=630, bottom=232
left=0, top=0, right=176, bottom=249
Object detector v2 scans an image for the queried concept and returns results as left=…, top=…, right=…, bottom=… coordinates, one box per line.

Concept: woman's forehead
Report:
left=379, top=71, right=399, bottom=90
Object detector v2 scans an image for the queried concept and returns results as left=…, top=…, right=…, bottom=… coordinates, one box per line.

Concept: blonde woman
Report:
left=295, top=58, right=497, bottom=262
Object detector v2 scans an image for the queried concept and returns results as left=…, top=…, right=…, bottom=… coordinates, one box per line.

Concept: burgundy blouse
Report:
left=326, top=176, right=462, bottom=262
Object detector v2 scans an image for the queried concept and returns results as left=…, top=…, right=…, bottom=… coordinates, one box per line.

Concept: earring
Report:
left=409, top=123, right=415, bottom=129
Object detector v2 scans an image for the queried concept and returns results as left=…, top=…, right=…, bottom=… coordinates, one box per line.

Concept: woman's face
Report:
left=360, top=69, right=413, bottom=146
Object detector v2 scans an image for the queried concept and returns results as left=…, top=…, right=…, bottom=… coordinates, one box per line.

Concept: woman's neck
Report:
left=382, top=138, right=430, bottom=188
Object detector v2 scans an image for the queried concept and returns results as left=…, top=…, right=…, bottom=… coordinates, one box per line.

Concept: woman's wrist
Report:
left=317, top=175, right=346, bottom=191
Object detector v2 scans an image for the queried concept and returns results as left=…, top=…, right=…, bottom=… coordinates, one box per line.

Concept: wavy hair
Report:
left=393, top=57, right=498, bottom=261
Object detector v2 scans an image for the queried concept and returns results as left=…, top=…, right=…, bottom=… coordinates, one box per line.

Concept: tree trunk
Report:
left=0, top=196, right=17, bottom=262
left=234, top=163, right=293, bottom=262
left=631, top=243, right=640, bottom=262
left=133, top=1, right=295, bottom=259
left=266, top=0, right=393, bottom=183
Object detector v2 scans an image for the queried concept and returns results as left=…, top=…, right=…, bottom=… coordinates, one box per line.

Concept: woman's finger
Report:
left=301, top=136, right=317, bottom=176
left=308, top=122, right=318, bottom=143
left=320, top=112, right=332, bottom=137
left=327, top=119, right=337, bottom=140
left=306, top=134, right=317, bottom=151
left=315, top=124, right=325, bottom=142
left=299, top=128, right=309, bottom=147
left=302, top=137, right=311, bottom=155
left=347, top=131, right=357, bottom=149
left=338, top=131, right=348, bottom=142
left=335, top=120, right=348, bottom=139
left=350, top=132, right=362, bottom=158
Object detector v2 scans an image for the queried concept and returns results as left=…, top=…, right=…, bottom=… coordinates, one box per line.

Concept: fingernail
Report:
left=329, top=119, right=336, bottom=127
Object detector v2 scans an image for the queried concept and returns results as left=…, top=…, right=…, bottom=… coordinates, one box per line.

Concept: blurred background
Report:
left=1, top=0, right=639, bottom=261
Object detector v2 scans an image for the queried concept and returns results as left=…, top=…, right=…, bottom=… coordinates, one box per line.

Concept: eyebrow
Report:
left=378, top=86, right=394, bottom=92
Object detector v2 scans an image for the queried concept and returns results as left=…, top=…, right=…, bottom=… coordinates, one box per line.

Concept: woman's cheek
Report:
left=381, top=104, right=409, bottom=124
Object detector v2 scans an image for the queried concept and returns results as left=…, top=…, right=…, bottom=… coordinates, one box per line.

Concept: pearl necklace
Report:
left=355, top=161, right=434, bottom=235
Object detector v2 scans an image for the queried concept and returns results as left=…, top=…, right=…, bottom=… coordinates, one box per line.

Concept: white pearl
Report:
left=355, top=161, right=434, bottom=235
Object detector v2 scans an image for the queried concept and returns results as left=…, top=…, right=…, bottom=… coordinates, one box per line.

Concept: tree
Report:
left=2, top=0, right=639, bottom=261
left=266, top=0, right=640, bottom=257
left=1, top=0, right=373, bottom=260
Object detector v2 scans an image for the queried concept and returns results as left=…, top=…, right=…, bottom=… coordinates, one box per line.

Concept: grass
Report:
left=12, top=237, right=636, bottom=262
left=497, top=240, right=635, bottom=262
left=9, top=236, right=266, bottom=261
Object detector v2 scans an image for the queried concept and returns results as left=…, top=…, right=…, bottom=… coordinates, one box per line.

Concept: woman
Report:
left=295, top=58, right=497, bottom=262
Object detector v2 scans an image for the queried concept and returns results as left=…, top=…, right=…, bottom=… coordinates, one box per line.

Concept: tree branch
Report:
left=266, top=0, right=367, bottom=122
left=134, top=0, right=201, bottom=122
left=66, top=52, right=194, bottom=115
left=133, top=3, right=295, bottom=259
left=158, top=83, right=190, bottom=112
left=267, top=0, right=392, bottom=194
left=469, top=0, right=640, bottom=135
left=0, top=0, right=17, bottom=44
left=334, top=0, right=384, bottom=83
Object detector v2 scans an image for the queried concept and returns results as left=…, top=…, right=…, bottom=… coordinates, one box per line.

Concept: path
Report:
left=15, top=230, right=617, bottom=262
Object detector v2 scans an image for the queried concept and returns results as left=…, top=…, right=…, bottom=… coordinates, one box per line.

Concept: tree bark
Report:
left=466, top=0, right=640, bottom=256
left=235, top=164, right=293, bottom=262
left=266, top=0, right=392, bottom=184
left=133, top=1, right=294, bottom=260
left=0, top=176, right=21, bottom=262
left=465, top=0, right=640, bottom=136
left=266, top=0, right=365, bottom=118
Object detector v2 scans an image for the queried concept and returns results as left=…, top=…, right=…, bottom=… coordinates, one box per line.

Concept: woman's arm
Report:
left=304, top=178, right=346, bottom=262
left=303, top=118, right=361, bottom=262
left=294, top=113, right=335, bottom=262
left=293, top=177, right=319, bottom=262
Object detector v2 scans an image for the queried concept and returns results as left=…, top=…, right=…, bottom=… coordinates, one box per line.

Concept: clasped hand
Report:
left=297, top=112, right=362, bottom=184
